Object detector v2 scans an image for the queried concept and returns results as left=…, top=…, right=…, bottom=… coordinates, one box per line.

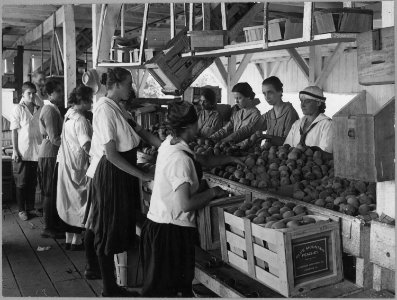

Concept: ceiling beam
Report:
left=315, top=43, right=345, bottom=88
left=3, top=6, right=65, bottom=60
left=287, top=48, right=309, bottom=79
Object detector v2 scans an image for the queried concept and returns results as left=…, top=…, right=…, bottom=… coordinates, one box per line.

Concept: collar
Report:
left=19, top=99, right=40, bottom=111
left=165, top=135, right=195, bottom=157
left=269, top=102, right=292, bottom=119
left=94, top=97, right=130, bottom=120
left=300, top=113, right=330, bottom=127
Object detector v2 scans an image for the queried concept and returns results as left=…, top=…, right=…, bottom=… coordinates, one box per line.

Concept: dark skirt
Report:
left=90, top=149, right=139, bottom=256
left=140, top=218, right=199, bottom=297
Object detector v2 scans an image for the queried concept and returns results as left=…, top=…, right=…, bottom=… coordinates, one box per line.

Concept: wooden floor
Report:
left=2, top=205, right=103, bottom=297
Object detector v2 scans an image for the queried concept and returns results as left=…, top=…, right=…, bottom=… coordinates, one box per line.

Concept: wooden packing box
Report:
left=187, top=30, right=227, bottom=51
left=147, top=27, right=214, bottom=95
left=197, top=194, right=248, bottom=251
left=370, top=220, right=395, bottom=293
left=314, top=8, right=373, bottom=34
left=333, top=91, right=395, bottom=182
left=357, top=27, right=395, bottom=86
left=204, top=173, right=372, bottom=289
left=218, top=207, right=343, bottom=297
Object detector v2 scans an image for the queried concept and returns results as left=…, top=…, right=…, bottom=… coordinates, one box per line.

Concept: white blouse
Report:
left=284, top=113, right=333, bottom=153
left=86, top=97, right=140, bottom=178
left=147, top=135, right=200, bottom=228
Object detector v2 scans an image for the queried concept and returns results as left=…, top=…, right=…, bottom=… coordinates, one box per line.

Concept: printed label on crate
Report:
left=292, top=237, right=329, bottom=279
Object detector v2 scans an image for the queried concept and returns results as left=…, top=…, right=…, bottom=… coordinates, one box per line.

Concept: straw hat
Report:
left=82, top=69, right=101, bottom=95
left=299, top=86, right=326, bottom=103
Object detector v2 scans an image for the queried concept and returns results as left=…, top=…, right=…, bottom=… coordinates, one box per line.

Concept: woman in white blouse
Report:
left=284, top=86, right=333, bottom=155
left=85, top=67, right=160, bottom=297
left=140, top=101, right=244, bottom=297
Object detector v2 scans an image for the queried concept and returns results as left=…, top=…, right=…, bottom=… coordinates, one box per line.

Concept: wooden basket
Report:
left=333, top=92, right=395, bottom=182
left=314, top=8, right=373, bottom=34
left=218, top=208, right=343, bottom=297
left=197, top=194, right=247, bottom=250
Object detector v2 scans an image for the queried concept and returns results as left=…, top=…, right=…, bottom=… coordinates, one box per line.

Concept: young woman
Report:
left=284, top=86, right=333, bottom=154
left=56, top=85, right=93, bottom=252
left=10, top=82, right=42, bottom=221
left=38, top=79, right=65, bottom=238
left=197, top=87, right=222, bottom=138
left=85, top=67, right=160, bottom=296
left=140, top=101, right=244, bottom=297
left=209, top=82, right=261, bottom=143
left=257, top=76, right=299, bottom=146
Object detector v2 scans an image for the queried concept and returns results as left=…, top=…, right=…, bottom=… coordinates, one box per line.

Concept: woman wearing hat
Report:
left=140, top=101, right=244, bottom=297
left=209, top=82, right=261, bottom=143
left=197, top=87, right=222, bottom=138
left=284, top=86, right=333, bottom=153
left=84, top=67, right=160, bottom=297
left=256, top=76, right=299, bottom=146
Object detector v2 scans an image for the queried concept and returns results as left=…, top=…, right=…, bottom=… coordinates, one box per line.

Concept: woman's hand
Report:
left=211, top=186, right=228, bottom=199
left=12, top=150, right=21, bottom=162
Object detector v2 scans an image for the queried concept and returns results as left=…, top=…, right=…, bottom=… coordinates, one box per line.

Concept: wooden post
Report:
left=227, top=55, right=236, bottom=105
left=184, top=3, right=189, bottom=28
left=63, top=4, right=76, bottom=108
left=189, top=3, right=194, bottom=32
left=255, top=63, right=264, bottom=80
left=221, top=3, right=227, bottom=30
left=263, top=2, right=269, bottom=49
left=233, top=54, right=253, bottom=84
left=14, top=46, right=24, bottom=100
left=23, top=51, right=31, bottom=82
left=309, top=46, right=322, bottom=85
left=302, top=2, right=314, bottom=41
left=170, top=3, right=175, bottom=39
left=213, top=58, right=228, bottom=87
left=138, top=4, right=149, bottom=64
left=120, top=4, right=125, bottom=37
left=202, top=3, right=211, bottom=30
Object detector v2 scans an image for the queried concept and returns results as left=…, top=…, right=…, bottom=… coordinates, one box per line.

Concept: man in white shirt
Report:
left=10, top=82, right=43, bottom=221
left=284, top=86, right=333, bottom=154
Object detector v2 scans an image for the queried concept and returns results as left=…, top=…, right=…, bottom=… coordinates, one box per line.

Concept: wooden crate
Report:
left=357, top=27, right=395, bottom=86
left=314, top=8, right=373, bottom=34
left=370, top=221, right=395, bottom=293
left=284, top=18, right=303, bottom=40
left=243, top=18, right=302, bottom=42
left=187, top=30, right=227, bottom=50
left=204, top=172, right=373, bottom=289
left=197, top=195, right=247, bottom=250
left=333, top=92, right=395, bottom=182
left=218, top=208, right=343, bottom=297
left=147, top=27, right=214, bottom=95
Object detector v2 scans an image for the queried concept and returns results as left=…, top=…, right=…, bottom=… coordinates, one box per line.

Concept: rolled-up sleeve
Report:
left=95, top=106, right=117, bottom=145
left=76, top=117, right=92, bottom=148
left=10, top=105, right=21, bottom=130
left=167, top=156, right=195, bottom=192
left=284, top=120, right=299, bottom=147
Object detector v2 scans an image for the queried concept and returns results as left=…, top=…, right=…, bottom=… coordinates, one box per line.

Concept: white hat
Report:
left=82, top=69, right=101, bottom=95
left=299, top=86, right=326, bottom=103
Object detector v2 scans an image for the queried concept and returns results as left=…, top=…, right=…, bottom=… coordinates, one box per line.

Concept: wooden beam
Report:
left=233, top=53, right=253, bottom=84
left=170, top=3, right=175, bottom=38
left=202, top=3, right=211, bottom=30
left=270, top=61, right=281, bottom=76
left=138, top=70, right=150, bottom=96
left=184, top=3, right=189, bottom=27
left=63, top=4, right=76, bottom=108
left=23, top=51, right=31, bottom=82
left=287, top=48, right=309, bottom=79
left=302, top=2, right=314, bottom=41
left=315, top=43, right=345, bottom=88
left=138, top=4, right=149, bottom=64
left=213, top=58, right=227, bottom=86
left=227, top=3, right=262, bottom=42
left=120, top=4, right=125, bottom=37
left=343, top=2, right=354, bottom=8
left=227, top=56, right=236, bottom=105
left=221, top=3, right=227, bottom=30
left=3, top=6, right=65, bottom=60
left=309, top=45, right=322, bottom=85
left=263, top=2, right=269, bottom=49
left=255, top=63, right=264, bottom=80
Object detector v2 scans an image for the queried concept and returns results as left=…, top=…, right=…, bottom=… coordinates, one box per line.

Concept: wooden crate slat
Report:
left=255, top=266, right=282, bottom=291
left=224, top=211, right=245, bottom=228
left=253, top=244, right=278, bottom=268
left=370, top=221, right=395, bottom=270
left=251, top=222, right=284, bottom=242
left=228, top=251, right=249, bottom=273
left=226, top=231, right=247, bottom=251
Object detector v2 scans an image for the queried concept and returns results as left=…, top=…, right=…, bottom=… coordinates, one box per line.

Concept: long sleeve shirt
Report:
left=209, top=106, right=261, bottom=143
left=197, top=110, right=222, bottom=138
left=38, top=100, right=63, bottom=158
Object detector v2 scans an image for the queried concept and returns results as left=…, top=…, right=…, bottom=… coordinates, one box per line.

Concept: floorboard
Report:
left=2, top=251, right=22, bottom=296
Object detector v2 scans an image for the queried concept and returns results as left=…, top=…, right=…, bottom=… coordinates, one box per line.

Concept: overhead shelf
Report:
left=97, top=61, right=156, bottom=69
left=181, top=33, right=358, bottom=58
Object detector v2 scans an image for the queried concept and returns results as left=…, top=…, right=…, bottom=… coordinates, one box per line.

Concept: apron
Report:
left=56, top=114, right=90, bottom=227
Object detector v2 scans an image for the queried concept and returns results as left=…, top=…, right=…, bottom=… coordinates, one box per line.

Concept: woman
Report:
left=56, top=85, right=93, bottom=252
left=257, top=76, right=299, bottom=146
left=140, top=101, right=244, bottom=297
left=10, top=82, right=42, bottom=221
left=85, top=67, right=160, bottom=297
left=38, top=79, right=65, bottom=238
left=197, top=87, right=222, bottom=138
left=284, top=86, right=333, bottom=154
left=209, top=82, right=261, bottom=143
